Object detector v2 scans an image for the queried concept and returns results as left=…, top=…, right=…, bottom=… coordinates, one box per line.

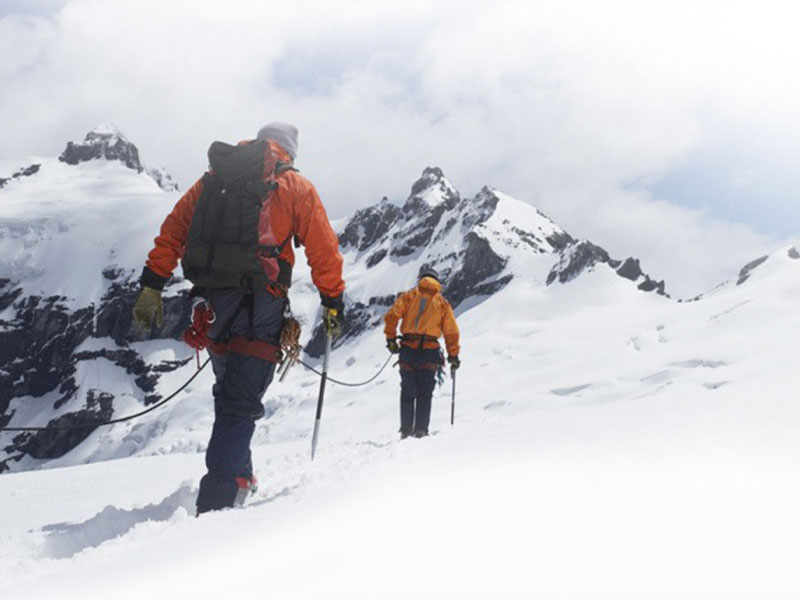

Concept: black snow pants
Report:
left=398, top=346, right=443, bottom=436
left=195, top=288, right=285, bottom=514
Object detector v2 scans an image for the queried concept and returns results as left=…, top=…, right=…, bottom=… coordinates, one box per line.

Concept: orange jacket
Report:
left=145, top=142, right=345, bottom=298
left=384, top=277, right=460, bottom=357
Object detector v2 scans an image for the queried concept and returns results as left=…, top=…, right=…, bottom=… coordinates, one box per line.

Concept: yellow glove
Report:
left=323, top=307, right=341, bottom=338
left=132, top=287, right=163, bottom=330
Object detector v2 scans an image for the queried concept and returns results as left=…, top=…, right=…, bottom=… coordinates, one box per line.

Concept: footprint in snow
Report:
left=484, top=400, right=508, bottom=410
left=40, top=483, right=195, bottom=560
left=550, top=384, right=591, bottom=396
left=703, top=381, right=729, bottom=390
left=640, top=371, right=673, bottom=384
left=670, top=359, right=728, bottom=369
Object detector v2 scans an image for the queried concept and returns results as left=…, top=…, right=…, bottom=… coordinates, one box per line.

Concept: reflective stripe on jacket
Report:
left=384, top=276, right=460, bottom=357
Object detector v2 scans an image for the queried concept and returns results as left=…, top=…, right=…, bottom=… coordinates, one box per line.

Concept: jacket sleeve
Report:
left=441, top=299, right=460, bottom=357
left=145, top=178, right=204, bottom=279
left=292, top=179, right=345, bottom=299
left=384, top=292, right=410, bottom=339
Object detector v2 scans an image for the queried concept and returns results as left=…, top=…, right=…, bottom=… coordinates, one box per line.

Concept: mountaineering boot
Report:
left=400, top=428, right=412, bottom=440
left=234, top=475, right=258, bottom=507
left=412, top=429, right=429, bottom=438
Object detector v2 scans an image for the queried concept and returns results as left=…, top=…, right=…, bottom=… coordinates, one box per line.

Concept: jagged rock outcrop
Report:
left=0, top=274, right=193, bottom=471
left=147, top=167, right=180, bottom=192
left=547, top=240, right=668, bottom=296
left=737, top=255, right=769, bottom=286
left=306, top=168, right=574, bottom=357
left=56, top=123, right=178, bottom=191
left=59, top=124, right=144, bottom=172
left=0, top=163, right=41, bottom=189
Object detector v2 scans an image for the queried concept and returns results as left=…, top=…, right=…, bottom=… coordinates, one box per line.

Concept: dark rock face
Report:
left=616, top=257, right=643, bottom=281
left=409, top=167, right=460, bottom=208
left=0, top=275, right=193, bottom=470
left=547, top=241, right=610, bottom=285
left=305, top=170, right=561, bottom=357
left=0, top=163, right=41, bottom=189
left=445, top=233, right=508, bottom=309
left=59, top=127, right=144, bottom=173
left=339, top=199, right=403, bottom=252
left=13, top=390, right=114, bottom=461
left=146, top=167, right=180, bottom=192
left=547, top=241, right=668, bottom=296
left=737, top=255, right=769, bottom=285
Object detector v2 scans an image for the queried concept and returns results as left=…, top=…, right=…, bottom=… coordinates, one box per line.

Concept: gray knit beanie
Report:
left=256, top=122, right=299, bottom=160
left=418, top=265, right=441, bottom=282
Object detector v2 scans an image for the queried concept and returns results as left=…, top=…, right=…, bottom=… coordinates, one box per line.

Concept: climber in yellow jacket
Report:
left=384, top=266, right=460, bottom=438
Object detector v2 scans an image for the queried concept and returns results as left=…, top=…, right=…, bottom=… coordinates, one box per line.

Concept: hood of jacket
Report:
left=417, top=276, right=442, bottom=295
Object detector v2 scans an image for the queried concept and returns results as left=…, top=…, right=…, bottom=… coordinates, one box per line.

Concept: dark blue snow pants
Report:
left=195, top=289, right=285, bottom=515
left=398, top=346, right=443, bottom=435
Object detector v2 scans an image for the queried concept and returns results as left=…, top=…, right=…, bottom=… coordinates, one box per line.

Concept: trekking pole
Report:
left=450, top=366, right=456, bottom=426
left=310, top=314, right=334, bottom=460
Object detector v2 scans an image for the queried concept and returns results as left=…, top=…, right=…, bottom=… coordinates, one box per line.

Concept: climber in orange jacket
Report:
left=384, top=266, right=460, bottom=438
left=132, top=122, right=345, bottom=514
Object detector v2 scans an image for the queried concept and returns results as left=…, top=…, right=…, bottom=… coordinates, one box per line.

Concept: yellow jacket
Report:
left=384, top=276, right=460, bottom=357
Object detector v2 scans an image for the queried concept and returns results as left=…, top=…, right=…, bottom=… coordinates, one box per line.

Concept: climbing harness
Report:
left=183, top=298, right=216, bottom=368
left=401, top=333, right=440, bottom=350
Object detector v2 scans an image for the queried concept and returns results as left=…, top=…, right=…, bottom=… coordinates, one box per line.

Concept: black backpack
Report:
left=181, top=139, right=293, bottom=291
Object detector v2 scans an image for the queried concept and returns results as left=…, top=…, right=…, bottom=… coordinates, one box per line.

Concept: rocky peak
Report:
left=146, top=166, right=180, bottom=192
left=405, top=166, right=460, bottom=213
left=339, top=196, right=403, bottom=252
left=736, top=255, right=769, bottom=286
left=59, top=123, right=144, bottom=173
left=58, top=124, right=179, bottom=191
left=0, top=163, right=41, bottom=190
left=547, top=240, right=668, bottom=296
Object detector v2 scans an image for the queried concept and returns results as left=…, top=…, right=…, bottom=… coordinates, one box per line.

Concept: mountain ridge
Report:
left=0, top=129, right=788, bottom=471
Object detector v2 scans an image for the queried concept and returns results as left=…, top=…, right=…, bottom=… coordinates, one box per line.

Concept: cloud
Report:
left=0, top=0, right=797, bottom=296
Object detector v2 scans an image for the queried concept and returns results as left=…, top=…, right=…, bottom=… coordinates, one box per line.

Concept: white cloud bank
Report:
left=1, top=0, right=798, bottom=296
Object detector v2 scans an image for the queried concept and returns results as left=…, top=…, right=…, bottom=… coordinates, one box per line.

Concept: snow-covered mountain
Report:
left=308, top=166, right=666, bottom=355
left=2, top=129, right=800, bottom=599
left=0, top=132, right=669, bottom=471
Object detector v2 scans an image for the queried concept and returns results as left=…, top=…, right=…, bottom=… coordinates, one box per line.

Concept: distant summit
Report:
left=405, top=166, right=460, bottom=211
left=58, top=124, right=178, bottom=191
left=59, top=123, right=143, bottom=172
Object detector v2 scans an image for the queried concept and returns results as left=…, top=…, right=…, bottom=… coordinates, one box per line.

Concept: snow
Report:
left=90, top=122, right=123, bottom=137
left=2, top=240, right=800, bottom=597
left=3, top=149, right=800, bottom=598
left=0, top=156, right=172, bottom=306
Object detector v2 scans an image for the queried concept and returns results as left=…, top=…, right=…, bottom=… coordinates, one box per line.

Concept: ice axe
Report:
left=311, top=308, right=337, bottom=460
left=450, top=365, right=456, bottom=426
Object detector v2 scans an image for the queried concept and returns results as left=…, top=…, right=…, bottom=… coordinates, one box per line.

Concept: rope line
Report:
left=0, top=350, right=397, bottom=433
left=0, top=358, right=211, bottom=432
left=297, top=354, right=395, bottom=387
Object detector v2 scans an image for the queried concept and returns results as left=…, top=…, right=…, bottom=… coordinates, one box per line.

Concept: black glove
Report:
left=447, top=355, right=460, bottom=370
left=320, top=294, right=345, bottom=334
left=387, top=338, right=400, bottom=354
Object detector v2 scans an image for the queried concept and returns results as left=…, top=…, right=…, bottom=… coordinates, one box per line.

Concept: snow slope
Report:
left=2, top=244, right=800, bottom=599
left=2, top=130, right=799, bottom=598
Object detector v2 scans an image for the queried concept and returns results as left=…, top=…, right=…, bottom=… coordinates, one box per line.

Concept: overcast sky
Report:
left=1, top=0, right=798, bottom=296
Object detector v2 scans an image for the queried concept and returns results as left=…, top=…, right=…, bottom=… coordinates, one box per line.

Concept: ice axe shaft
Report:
left=450, top=367, right=456, bottom=426
left=311, top=322, right=334, bottom=460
